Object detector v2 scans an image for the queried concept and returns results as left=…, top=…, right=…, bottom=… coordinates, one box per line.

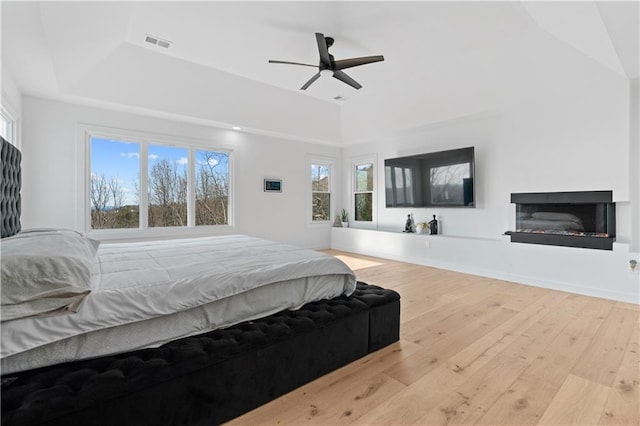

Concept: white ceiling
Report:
left=2, top=1, right=638, bottom=109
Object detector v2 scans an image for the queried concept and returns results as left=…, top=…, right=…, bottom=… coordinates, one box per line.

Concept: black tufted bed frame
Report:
left=0, top=137, right=400, bottom=425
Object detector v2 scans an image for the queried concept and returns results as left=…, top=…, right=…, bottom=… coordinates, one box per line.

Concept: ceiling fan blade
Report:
left=333, top=70, right=362, bottom=90
left=333, top=55, right=385, bottom=70
left=300, top=72, right=322, bottom=90
left=268, top=60, right=317, bottom=68
left=315, top=32, right=332, bottom=67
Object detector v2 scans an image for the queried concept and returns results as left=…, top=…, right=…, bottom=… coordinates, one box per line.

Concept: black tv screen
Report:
left=385, top=147, right=475, bottom=208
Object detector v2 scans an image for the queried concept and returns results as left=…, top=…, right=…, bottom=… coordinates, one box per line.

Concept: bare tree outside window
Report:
left=90, top=136, right=230, bottom=230
left=196, top=150, right=229, bottom=225
left=90, top=138, right=140, bottom=229
left=148, top=157, right=188, bottom=227
left=311, top=164, right=330, bottom=221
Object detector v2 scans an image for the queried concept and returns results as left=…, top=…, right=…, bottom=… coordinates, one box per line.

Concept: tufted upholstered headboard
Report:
left=1, top=136, right=21, bottom=238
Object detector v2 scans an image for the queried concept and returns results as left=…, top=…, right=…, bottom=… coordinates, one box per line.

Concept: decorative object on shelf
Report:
left=630, top=259, right=638, bottom=272
left=428, top=214, right=438, bottom=235
left=415, top=221, right=428, bottom=234
left=404, top=213, right=415, bottom=233
left=340, top=208, right=349, bottom=228
left=333, top=215, right=343, bottom=227
left=263, top=178, right=282, bottom=192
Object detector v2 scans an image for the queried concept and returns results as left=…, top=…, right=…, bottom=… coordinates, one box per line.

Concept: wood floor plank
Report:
left=498, top=293, right=590, bottom=363
left=498, top=281, right=550, bottom=312
left=477, top=297, right=613, bottom=425
left=289, top=373, right=406, bottom=425
left=444, top=289, right=570, bottom=378
left=599, top=320, right=640, bottom=425
left=402, top=291, right=509, bottom=343
left=386, top=304, right=517, bottom=385
left=538, top=374, right=610, bottom=425
left=352, top=364, right=466, bottom=425
left=572, top=306, right=639, bottom=387
left=227, top=251, right=640, bottom=426
left=417, top=354, right=529, bottom=425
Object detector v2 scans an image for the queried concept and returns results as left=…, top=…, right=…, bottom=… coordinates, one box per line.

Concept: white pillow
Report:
left=1, top=229, right=99, bottom=322
left=531, top=212, right=582, bottom=223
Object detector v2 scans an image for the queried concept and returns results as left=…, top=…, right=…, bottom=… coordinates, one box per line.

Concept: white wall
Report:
left=20, top=96, right=341, bottom=249
left=335, top=26, right=639, bottom=302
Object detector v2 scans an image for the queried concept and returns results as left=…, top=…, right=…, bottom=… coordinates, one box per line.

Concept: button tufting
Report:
left=1, top=282, right=399, bottom=424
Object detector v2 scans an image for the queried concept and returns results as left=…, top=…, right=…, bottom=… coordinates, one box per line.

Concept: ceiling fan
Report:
left=269, top=32, right=384, bottom=90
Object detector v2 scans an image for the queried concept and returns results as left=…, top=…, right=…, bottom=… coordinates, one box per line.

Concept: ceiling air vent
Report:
left=144, top=34, right=172, bottom=49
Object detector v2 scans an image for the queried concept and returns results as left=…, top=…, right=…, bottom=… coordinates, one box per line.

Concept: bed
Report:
left=0, top=137, right=400, bottom=425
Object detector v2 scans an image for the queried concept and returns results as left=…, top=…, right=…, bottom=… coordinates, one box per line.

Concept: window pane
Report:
left=90, top=137, right=140, bottom=229
left=312, top=164, right=330, bottom=192
left=312, top=192, right=330, bottom=221
left=355, top=163, right=374, bottom=192
left=355, top=193, right=372, bottom=221
left=148, top=145, right=188, bottom=227
left=195, top=150, right=230, bottom=225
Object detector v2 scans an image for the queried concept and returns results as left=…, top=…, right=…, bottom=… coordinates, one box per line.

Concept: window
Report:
left=0, top=107, right=16, bottom=144
left=195, top=150, right=230, bottom=225
left=147, top=145, right=188, bottom=227
left=89, top=134, right=230, bottom=231
left=90, top=138, right=140, bottom=229
left=311, top=163, right=331, bottom=222
left=354, top=162, right=374, bottom=222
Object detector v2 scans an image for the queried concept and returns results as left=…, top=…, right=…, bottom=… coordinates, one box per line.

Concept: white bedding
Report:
left=1, top=235, right=356, bottom=374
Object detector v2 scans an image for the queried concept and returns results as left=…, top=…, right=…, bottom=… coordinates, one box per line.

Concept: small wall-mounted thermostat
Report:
left=264, top=179, right=282, bottom=193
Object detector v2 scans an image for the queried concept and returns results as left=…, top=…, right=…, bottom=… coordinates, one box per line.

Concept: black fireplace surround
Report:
left=509, top=191, right=615, bottom=250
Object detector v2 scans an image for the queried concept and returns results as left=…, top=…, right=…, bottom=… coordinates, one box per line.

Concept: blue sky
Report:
left=91, top=137, right=229, bottom=206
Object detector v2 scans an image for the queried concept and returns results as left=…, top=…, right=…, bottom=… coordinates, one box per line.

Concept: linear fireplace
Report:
left=509, top=191, right=615, bottom=250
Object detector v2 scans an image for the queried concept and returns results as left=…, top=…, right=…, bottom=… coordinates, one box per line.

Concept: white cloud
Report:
left=198, top=158, right=219, bottom=167
left=176, top=157, right=188, bottom=166
left=148, top=154, right=158, bottom=160
left=120, top=152, right=140, bottom=159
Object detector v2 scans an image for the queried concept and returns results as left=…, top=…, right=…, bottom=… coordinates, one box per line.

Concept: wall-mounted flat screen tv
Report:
left=385, top=147, right=475, bottom=208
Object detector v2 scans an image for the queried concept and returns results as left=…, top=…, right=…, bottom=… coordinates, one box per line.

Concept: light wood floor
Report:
left=229, top=250, right=639, bottom=425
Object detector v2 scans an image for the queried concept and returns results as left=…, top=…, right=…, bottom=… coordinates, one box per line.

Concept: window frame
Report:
left=351, top=155, right=377, bottom=228
left=78, top=125, right=234, bottom=240
left=307, top=156, right=336, bottom=226
left=0, top=105, right=19, bottom=147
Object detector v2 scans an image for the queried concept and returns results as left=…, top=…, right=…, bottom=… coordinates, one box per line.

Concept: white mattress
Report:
left=1, top=235, right=356, bottom=374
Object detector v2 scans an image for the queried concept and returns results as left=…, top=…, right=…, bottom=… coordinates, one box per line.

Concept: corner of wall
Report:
left=629, top=78, right=639, bottom=253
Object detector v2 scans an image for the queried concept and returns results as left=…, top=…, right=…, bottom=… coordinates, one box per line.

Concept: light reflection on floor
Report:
left=334, top=254, right=384, bottom=271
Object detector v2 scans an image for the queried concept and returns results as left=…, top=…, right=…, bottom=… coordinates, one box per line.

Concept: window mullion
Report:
left=188, top=148, right=196, bottom=227
left=139, top=142, right=149, bottom=229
